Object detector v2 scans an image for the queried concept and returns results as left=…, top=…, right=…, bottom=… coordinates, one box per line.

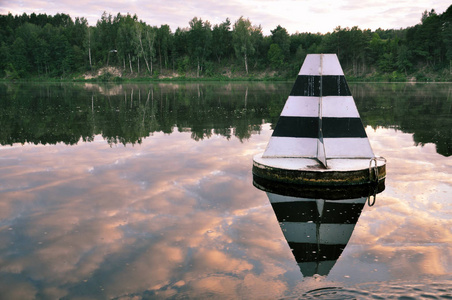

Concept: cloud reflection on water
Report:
left=0, top=125, right=451, bottom=298
left=347, top=127, right=452, bottom=280
left=0, top=130, right=288, bottom=298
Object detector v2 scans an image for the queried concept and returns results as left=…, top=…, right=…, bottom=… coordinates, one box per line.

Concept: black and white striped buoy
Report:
left=253, top=54, right=386, bottom=186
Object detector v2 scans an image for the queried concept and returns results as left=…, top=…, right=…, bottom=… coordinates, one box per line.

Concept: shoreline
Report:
left=1, top=77, right=450, bottom=83
left=1, top=67, right=451, bottom=84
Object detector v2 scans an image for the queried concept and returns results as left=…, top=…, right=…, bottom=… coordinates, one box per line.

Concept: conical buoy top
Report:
left=262, top=54, right=374, bottom=166
left=253, top=53, right=386, bottom=186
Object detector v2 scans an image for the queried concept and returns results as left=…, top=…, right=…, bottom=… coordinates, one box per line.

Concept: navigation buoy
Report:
left=253, top=54, right=386, bottom=186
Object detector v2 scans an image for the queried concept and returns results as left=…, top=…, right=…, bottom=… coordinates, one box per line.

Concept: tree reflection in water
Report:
left=0, top=82, right=450, bottom=156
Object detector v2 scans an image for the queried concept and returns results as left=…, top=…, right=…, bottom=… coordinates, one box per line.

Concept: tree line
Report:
left=1, top=5, right=451, bottom=80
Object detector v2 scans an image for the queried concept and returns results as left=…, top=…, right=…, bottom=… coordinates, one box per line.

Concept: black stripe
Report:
left=323, top=117, right=367, bottom=138
left=322, top=202, right=365, bottom=223
left=288, top=242, right=346, bottom=262
left=290, top=75, right=351, bottom=96
left=272, top=116, right=318, bottom=138
left=272, top=201, right=318, bottom=222
left=272, top=116, right=367, bottom=138
left=271, top=201, right=365, bottom=224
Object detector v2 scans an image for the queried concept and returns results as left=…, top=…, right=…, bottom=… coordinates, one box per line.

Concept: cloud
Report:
left=1, top=0, right=450, bottom=34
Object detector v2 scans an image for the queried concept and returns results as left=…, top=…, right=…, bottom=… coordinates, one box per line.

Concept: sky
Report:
left=0, top=0, right=450, bottom=35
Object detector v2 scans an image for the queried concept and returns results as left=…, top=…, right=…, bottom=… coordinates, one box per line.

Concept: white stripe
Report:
left=324, top=138, right=374, bottom=158
left=267, top=194, right=367, bottom=204
left=281, top=223, right=356, bottom=244
left=328, top=197, right=367, bottom=204
left=280, top=96, right=319, bottom=117
left=279, top=96, right=361, bottom=119
left=322, top=96, right=360, bottom=118
left=319, top=224, right=355, bottom=244
left=266, top=193, right=315, bottom=203
left=262, top=137, right=374, bottom=158
left=299, top=54, right=344, bottom=76
left=299, top=261, right=337, bottom=276
left=263, top=137, right=317, bottom=157
left=281, top=222, right=317, bottom=243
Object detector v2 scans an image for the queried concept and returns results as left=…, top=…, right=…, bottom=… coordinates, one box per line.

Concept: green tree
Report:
left=71, top=17, right=89, bottom=71
left=211, top=18, right=232, bottom=64
left=0, top=42, right=9, bottom=77
left=173, top=27, right=188, bottom=73
left=378, top=39, right=398, bottom=73
left=56, top=34, right=72, bottom=75
left=116, top=13, right=139, bottom=73
left=145, top=25, right=158, bottom=74
left=441, top=5, right=452, bottom=73
left=232, top=17, right=261, bottom=74
left=397, top=44, right=413, bottom=74
left=407, top=9, right=443, bottom=67
left=267, top=43, right=284, bottom=68
left=270, top=25, right=290, bottom=61
left=368, top=32, right=384, bottom=65
left=94, top=12, right=117, bottom=65
left=188, top=17, right=212, bottom=77
left=135, top=21, right=151, bottom=74
left=8, top=37, right=28, bottom=77
left=15, top=23, right=40, bottom=73
left=156, top=25, right=172, bottom=73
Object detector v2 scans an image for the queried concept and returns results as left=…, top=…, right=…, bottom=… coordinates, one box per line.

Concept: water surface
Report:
left=0, top=82, right=451, bottom=299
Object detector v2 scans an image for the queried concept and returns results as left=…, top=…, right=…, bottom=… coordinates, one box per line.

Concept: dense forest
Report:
left=1, top=5, right=452, bottom=81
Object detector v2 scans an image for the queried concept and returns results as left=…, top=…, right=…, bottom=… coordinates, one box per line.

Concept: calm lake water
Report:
left=0, top=82, right=451, bottom=299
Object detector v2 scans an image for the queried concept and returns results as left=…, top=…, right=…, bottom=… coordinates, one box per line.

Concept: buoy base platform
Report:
left=252, top=153, right=386, bottom=186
